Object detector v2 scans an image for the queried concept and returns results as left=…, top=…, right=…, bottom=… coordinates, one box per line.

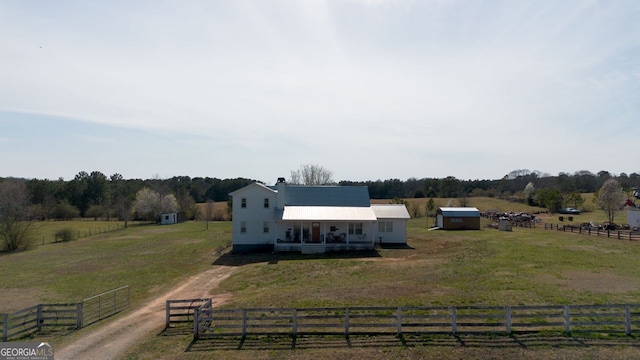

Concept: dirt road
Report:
left=55, top=266, right=235, bottom=360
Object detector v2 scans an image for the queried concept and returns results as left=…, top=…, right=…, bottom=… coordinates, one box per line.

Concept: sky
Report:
left=1, top=0, right=639, bottom=184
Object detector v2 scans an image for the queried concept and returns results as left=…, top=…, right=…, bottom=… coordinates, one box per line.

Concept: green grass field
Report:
left=2, top=197, right=640, bottom=359
left=0, top=221, right=230, bottom=312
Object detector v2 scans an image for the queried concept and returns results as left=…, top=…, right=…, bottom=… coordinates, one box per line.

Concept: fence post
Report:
left=193, top=307, right=199, bottom=340
left=166, top=300, right=171, bottom=328
left=505, top=306, right=512, bottom=334
left=37, top=305, right=43, bottom=331
left=618, top=231, right=621, bottom=240
left=2, top=313, right=7, bottom=341
left=625, top=305, right=631, bottom=335
left=242, top=309, right=247, bottom=338
left=451, top=307, right=457, bottom=335
left=563, top=305, right=571, bottom=333
left=76, top=303, right=83, bottom=329
left=396, top=307, right=402, bottom=336
left=345, top=308, right=350, bottom=336
left=292, top=309, right=298, bottom=338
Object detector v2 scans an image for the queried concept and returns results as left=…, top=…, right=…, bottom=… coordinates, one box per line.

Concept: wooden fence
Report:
left=166, top=298, right=212, bottom=328
left=1, top=303, right=82, bottom=341
left=1, top=286, right=129, bottom=341
left=544, top=223, right=640, bottom=241
left=191, top=304, right=640, bottom=340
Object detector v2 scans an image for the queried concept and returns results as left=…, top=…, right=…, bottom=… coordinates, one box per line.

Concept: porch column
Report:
left=322, top=223, right=326, bottom=244
left=346, top=222, right=349, bottom=245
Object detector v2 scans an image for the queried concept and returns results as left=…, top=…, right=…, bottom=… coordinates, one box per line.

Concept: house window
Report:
left=264, top=198, right=269, bottom=208
left=241, top=198, right=247, bottom=208
left=240, top=221, right=247, bottom=233
left=378, top=221, right=393, bottom=233
left=349, top=223, right=363, bottom=235
left=263, top=222, right=269, bottom=233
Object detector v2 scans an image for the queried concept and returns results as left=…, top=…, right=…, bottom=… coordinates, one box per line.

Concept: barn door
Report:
left=437, top=214, right=443, bottom=228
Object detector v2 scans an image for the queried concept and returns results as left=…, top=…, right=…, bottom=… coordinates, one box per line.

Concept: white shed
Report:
left=628, top=209, right=640, bottom=229
left=161, top=212, right=178, bottom=225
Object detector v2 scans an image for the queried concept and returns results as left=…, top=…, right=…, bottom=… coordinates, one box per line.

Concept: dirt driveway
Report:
left=55, top=266, right=236, bottom=360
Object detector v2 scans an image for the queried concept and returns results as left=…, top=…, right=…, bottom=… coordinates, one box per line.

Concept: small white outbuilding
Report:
left=160, top=212, right=178, bottom=225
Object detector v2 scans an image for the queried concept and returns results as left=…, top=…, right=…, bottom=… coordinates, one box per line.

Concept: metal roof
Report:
left=371, top=204, right=411, bottom=219
left=282, top=206, right=377, bottom=221
left=438, top=207, right=480, bottom=217
left=283, top=186, right=370, bottom=207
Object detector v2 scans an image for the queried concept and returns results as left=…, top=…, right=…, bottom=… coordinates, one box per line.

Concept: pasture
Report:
left=0, top=221, right=230, bottom=313
left=2, top=197, right=639, bottom=358
left=127, top=217, right=640, bottom=359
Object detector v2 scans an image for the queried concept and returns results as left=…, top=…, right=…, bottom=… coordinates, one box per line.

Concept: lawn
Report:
left=123, top=217, right=640, bottom=359
left=209, top=221, right=640, bottom=309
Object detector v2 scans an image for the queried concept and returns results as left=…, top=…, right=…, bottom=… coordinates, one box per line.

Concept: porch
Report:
left=275, top=220, right=375, bottom=253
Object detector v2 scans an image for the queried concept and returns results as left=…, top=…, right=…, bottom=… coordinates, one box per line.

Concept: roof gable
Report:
left=228, top=182, right=276, bottom=196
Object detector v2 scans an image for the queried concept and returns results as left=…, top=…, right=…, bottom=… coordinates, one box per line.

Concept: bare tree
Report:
left=0, top=181, right=35, bottom=251
left=204, top=200, right=214, bottom=229
left=114, top=195, right=132, bottom=228
left=597, top=178, right=624, bottom=225
left=290, top=164, right=334, bottom=185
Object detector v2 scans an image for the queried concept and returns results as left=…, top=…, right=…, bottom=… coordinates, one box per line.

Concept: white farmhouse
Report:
left=229, top=178, right=410, bottom=254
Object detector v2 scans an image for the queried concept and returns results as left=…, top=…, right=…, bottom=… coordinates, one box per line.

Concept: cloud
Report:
left=1, top=0, right=639, bottom=181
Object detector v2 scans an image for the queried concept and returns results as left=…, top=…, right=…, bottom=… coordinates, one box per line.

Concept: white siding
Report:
left=372, top=204, right=409, bottom=244
left=230, top=184, right=278, bottom=246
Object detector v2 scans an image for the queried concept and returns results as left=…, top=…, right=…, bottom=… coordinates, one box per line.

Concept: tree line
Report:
left=1, top=168, right=638, bottom=252
left=2, top=168, right=640, bottom=223
left=6, top=171, right=254, bottom=221
left=341, top=169, right=640, bottom=201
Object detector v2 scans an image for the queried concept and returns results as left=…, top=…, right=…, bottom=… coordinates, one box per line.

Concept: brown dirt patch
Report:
left=0, top=288, right=51, bottom=313
left=551, top=271, right=637, bottom=293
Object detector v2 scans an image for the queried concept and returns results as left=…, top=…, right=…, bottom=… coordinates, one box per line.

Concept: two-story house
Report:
left=229, top=178, right=410, bottom=254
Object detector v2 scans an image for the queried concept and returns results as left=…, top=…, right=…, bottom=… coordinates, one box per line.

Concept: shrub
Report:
left=54, top=228, right=75, bottom=242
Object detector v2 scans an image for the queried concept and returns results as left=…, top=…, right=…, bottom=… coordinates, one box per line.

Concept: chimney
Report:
left=276, top=177, right=286, bottom=208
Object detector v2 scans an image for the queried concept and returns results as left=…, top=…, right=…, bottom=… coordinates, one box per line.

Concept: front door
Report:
left=312, top=222, right=320, bottom=243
